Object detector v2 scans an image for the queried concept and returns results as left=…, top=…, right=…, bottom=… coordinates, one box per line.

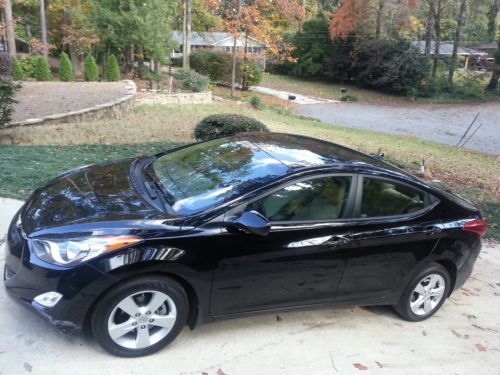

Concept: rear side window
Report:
left=247, top=176, right=352, bottom=222
left=360, top=178, right=425, bottom=218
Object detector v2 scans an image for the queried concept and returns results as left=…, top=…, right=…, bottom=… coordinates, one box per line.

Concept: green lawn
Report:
left=259, top=73, right=500, bottom=104
left=0, top=102, right=498, bottom=238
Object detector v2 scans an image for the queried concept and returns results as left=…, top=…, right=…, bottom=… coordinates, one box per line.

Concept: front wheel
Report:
left=394, top=263, right=451, bottom=322
left=91, top=276, right=188, bottom=357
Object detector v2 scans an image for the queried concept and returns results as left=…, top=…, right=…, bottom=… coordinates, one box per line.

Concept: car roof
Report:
left=228, top=132, right=403, bottom=174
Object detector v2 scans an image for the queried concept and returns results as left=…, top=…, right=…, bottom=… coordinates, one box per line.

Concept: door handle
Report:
left=324, top=235, right=351, bottom=247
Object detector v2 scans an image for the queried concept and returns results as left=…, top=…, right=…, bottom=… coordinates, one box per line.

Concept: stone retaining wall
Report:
left=8, top=80, right=136, bottom=128
left=137, top=90, right=212, bottom=105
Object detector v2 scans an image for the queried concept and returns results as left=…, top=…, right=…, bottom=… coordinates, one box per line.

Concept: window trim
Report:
left=353, top=175, right=438, bottom=221
left=237, top=173, right=359, bottom=226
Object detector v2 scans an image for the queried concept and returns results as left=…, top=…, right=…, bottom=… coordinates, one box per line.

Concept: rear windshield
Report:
left=151, top=139, right=290, bottom=215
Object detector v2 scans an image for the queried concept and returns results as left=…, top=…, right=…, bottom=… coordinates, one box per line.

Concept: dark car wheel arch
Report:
left=83, top=271, right=200, bottom=334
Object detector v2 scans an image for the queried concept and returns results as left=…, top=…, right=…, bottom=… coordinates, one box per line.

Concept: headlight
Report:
left=31, top=235, right=142, bottom=266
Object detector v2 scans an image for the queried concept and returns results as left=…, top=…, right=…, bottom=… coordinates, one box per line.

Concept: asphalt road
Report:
left=1, top=198, right=500, bottom=374
left=297, top=102, right=500, bottom=155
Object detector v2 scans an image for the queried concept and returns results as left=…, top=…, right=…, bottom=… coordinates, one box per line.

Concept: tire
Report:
left=394, top=263, right=451, bottom=322
left=91, top=275, right=188, bottom=357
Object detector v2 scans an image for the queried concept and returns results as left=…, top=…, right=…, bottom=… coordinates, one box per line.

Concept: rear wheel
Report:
left=91, top=276, right=188, bottom=357
left=394, top=263, right=450, bottom=322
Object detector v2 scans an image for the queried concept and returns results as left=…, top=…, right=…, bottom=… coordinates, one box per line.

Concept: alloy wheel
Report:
left=107, top=290, right=177, bottom=349
left=409, top=274, right=446, bottom=316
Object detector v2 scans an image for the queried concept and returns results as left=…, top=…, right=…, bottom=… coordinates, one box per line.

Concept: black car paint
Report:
left=4, top=133, right=482, bottom=333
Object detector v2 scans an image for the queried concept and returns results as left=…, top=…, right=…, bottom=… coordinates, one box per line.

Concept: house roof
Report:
left=411, top=41, right=488, bottom=56
left=172, top=31, right=267, bottom=47
left=474, top=42, right=497, bottom=50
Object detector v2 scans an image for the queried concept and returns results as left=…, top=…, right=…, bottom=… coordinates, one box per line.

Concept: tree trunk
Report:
left=3, top=0, right=16, bottom=57
left=40, top=0, right=48, bottom=61
left=231, top=35, right=237, bottom=97
left=375, top=0, right=385, bottom=40
left=424, top=7, right=434, bottom=55
left=182, top=0, right=192, bottom=68
left=63, top=7, right=82, bottom=77
left=448, top=0, right=467, bottom=87
left=427, top=0, right=440, bottom=80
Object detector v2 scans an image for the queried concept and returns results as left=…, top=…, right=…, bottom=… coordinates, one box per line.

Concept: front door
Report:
left=210, top=174, right=357, bottom=316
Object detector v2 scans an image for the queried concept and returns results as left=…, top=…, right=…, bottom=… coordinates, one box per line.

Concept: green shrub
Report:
left=84, top=55, right=99, bottom=81
left=340, top=94, right=358, bottom=102
left=175, top=68, right=212, bottom=92
left=106, top=54, right=120, bottom=81
left=250, top=96, right=263, bottom=109
left=34, top=57, right=52, bottom=81
left=59, top=52, right=74, bottom=81
left=190, top=50, right=231, bottom=81
left=194, top=114, right=269, bottom=141
left=354, top=39, right=427, bottom=94
left=17, top=56, right=39, bottom=78
left=11, top=57, right=24, bottom=80
left=241, top=60, right=263, bottom=90
left=0, top=79, right=21, bottom=126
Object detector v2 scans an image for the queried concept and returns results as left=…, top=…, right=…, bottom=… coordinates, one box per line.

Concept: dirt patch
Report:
left=11, top=82, right=132, bottom=123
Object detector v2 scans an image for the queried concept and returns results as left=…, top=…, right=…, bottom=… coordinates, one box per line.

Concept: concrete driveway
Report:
left=297, top=102, right=500, bottom=155
left=1, top=198, right=500, bottom=374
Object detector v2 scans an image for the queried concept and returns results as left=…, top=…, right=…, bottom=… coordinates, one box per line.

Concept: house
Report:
left=411, top=41, right=488, bottom=68
left=171, top=31, right=267, bottom=67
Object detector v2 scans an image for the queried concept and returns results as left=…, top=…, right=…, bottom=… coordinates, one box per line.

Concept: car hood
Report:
left=21, top=159, right=178, bottom=235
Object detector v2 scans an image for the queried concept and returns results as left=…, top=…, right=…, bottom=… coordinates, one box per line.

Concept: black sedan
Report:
left=4, top=133, right=486, bottom=357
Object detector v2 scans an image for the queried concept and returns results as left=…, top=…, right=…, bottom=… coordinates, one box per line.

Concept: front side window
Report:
left=360, top=178, right=425, bottom=218
left=247, top=176, right=352, bottom=222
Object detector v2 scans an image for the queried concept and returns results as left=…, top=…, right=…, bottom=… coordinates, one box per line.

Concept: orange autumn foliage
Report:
left=329, top=0, right=369, bottom=39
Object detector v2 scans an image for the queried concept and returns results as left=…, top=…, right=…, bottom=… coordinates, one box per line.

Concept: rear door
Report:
left=335, top=175, right=442, bottom=303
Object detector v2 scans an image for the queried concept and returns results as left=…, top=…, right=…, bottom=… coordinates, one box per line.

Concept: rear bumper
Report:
left=454, top=237, right=482, bottom=291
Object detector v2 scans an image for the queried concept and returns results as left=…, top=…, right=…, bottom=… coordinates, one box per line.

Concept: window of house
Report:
left=246, top=176, right=352, bottom=222
left=359, top=178, right=426, bottom=218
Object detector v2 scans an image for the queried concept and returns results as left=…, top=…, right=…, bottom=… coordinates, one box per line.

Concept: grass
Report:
left=0, top=101, right=498, bottom=238
left=259, top=73, right=500, bottom=105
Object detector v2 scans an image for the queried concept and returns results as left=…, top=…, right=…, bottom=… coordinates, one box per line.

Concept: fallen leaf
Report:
left=353, top=363, right=368, bottom=371
left=476, top=343, right=486, bottom=352
left=24, top=362, right=32, bottom=373
left=303, top=322, right=335, bottom=329
left=276, top=315, right=283, bottom=322
left=375, top=361, right=384, bottom=368
left=422, top=330, right=428, bottom=336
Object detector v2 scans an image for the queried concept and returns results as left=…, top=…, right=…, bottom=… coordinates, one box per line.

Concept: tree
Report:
left=40, top=0, right=49, bottom=61
left=375, top=0, right=385, bottom=39
left=59, top=51, right=74, bottom=81
left=106, top=54, right=120, bottom=81
left=448, top=0, right=467, bottom=87
left=34, top=56, right=52, bottom=80
left=426, top=0, right=448, bottom=81
left=329, top=0, right=369, bottom=39
left=84, top=54, right=98, bottom=81
left=182, top=0, right=192, bottom=68
left=487, top=9, right=500, bottom=90
left=2, top=0, right=16, bottom=57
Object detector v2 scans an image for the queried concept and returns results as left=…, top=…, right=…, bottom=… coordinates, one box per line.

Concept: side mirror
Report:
left=226, top=210, right=270, bottom=236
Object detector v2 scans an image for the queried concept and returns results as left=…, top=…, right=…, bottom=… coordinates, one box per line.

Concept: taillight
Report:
left=463, top=219, right=487, bottom=237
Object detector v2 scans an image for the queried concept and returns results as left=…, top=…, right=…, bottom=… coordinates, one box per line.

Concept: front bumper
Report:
left=3, top=213, right=117, bottom=333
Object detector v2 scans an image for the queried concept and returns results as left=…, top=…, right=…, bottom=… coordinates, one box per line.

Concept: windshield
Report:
left=151, top=139, right=290, bottom=215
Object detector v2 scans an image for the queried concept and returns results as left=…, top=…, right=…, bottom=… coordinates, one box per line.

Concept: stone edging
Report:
left=137, top=90, right=212, bottom=105
left=7, top=80, right=137, bottom=128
